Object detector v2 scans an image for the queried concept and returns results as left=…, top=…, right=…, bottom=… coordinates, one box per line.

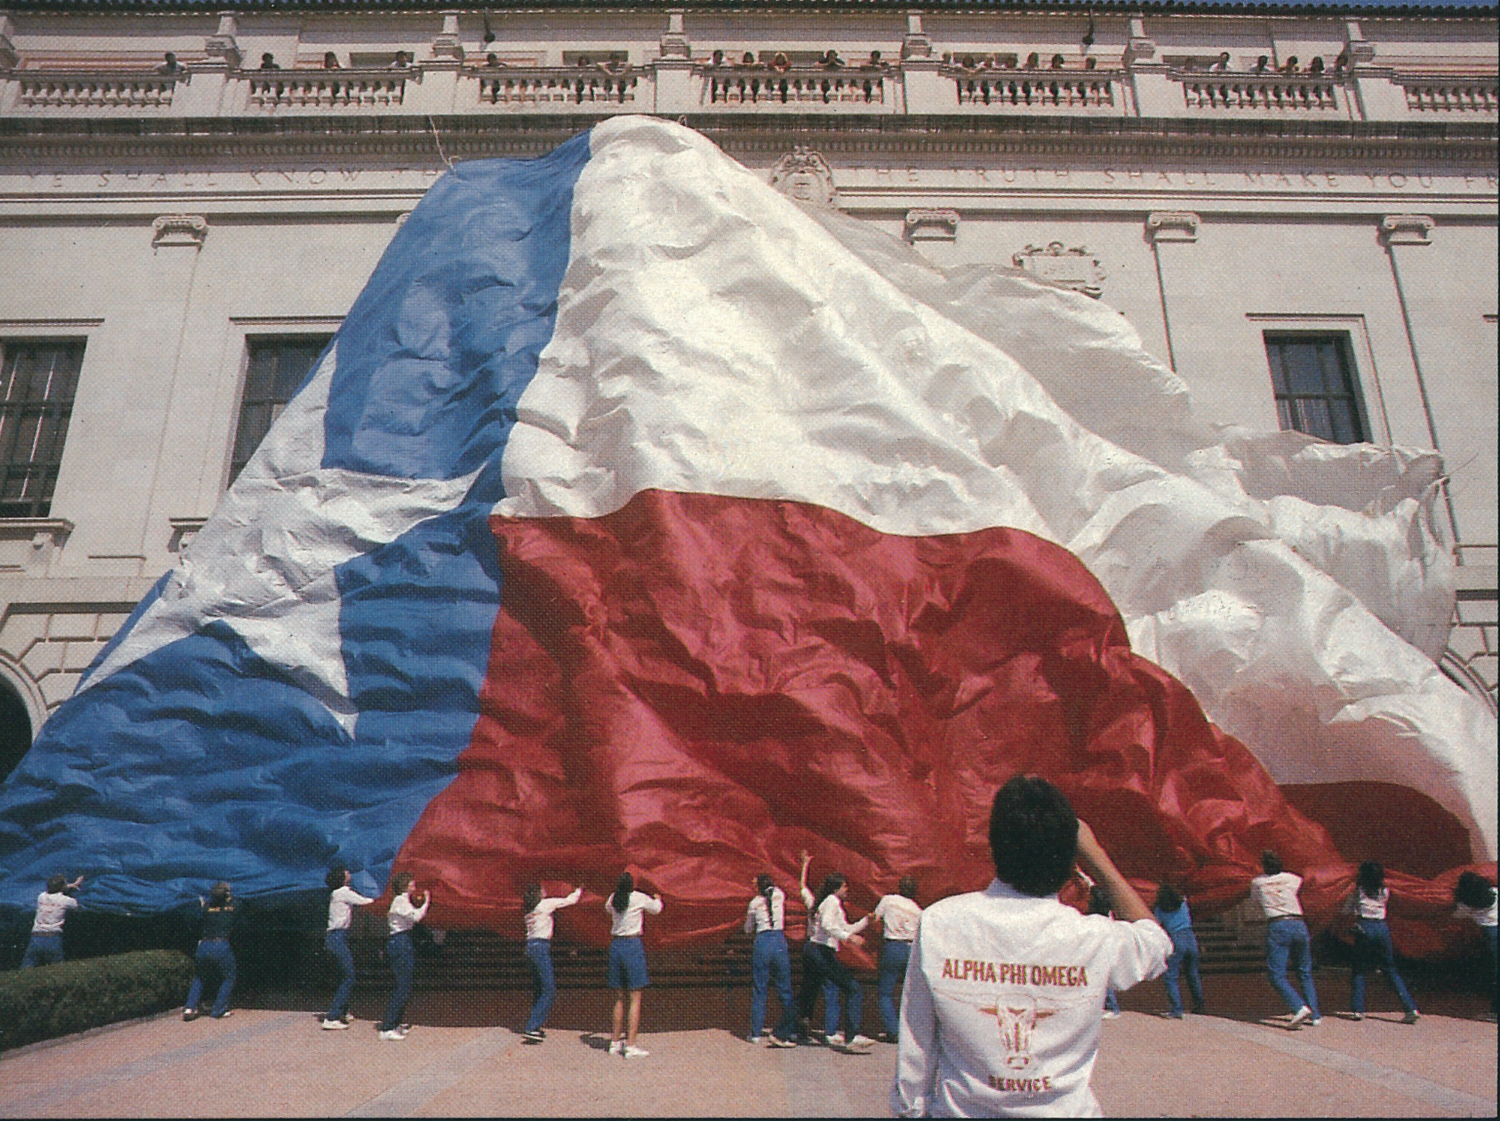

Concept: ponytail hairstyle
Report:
left=756, top=873, right=777, bottom=926
left=1356, top=861, right=1385, bottom=899
left=814, top=872, right=846, bottom=912
left=611, top=872, right=634, bottom=915
left=898, top=875, right=919, bottom=901
left=391, top=871, right=414, bottom=898
left=1155, top=883, right=1183, bottom=913
left=522, top=883, right=544, bottom=915
left=208, top=881, right=232, bottom=908
left=1455, top=871, right=1497, bottom=910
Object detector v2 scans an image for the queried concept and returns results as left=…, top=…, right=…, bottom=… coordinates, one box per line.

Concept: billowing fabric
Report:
left=0, top=117, right=1492, bottom=960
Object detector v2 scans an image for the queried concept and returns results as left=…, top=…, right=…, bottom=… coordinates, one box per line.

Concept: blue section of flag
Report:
left=0, top=132, right=592, bottom=912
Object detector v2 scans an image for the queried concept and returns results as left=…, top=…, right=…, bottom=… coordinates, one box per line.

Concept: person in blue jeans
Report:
left=183, top=882, right=238, bottom=1021
left=872, top=876, right=922, bottom=1042
left=1250, top=850, right=1320, bottom=1028
left=1153, top=884, right=1205, bottom=1018
left=378, top=873, right=430, bottom=1041
left=744, top=873, right=794, bottom=1042
left=321, top=866, right=376, bottom=1029
left=20, top=874, right=83, bottom=969
left=521, top=882, right=581, bottom=1042
left=1345, top=861, right=1418, bottom=1023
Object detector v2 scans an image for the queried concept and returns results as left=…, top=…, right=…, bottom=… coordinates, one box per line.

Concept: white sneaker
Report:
left=1287, top=1006, right=1313, bottom=1030
left=826, top=1032, right=846, bottom=1047
left=1101, top=1010, right=1121, bottom=1020
left=378, top=1029, right=405, bottom=1041
left=608, top=1039, right=624, bottom=1055
left=766, top=1035, right=798, bottom=1048
left=1402, top=1010, right=1421, bottom=1024
left=847, top=1034, right=876, bottom=1049
left=623, top=1045, right=650, bottom=1058
left=320, top=1019, right=349, bottom=1031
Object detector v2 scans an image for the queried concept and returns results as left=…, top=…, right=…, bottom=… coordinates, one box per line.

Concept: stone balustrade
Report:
left=1402, top=79, right=1498, bottom=114
left=12, top=71, right=178, bottom=111
left=948, top=71, right=1118, bottom=111
left=477, top=69, right=640, bottom=109
left=245, top=70, right=407, bottom=111
left=703, top=67, right=890, bottom=110
left=1178, top=74, right=1345, bottom=114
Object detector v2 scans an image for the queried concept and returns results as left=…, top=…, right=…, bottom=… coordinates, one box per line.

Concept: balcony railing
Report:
left=1402, top=79, right=1498, bottom=113
left=477, top=69, right=639, bottom=109
left=246, top=70, right=407, bottom=111
left=1179, top=74, right=1344, bottom=113
left=13, top=71, right=178, bottom=111
left=948, top=71, right=1117, bottom=110
left=703, top=67, right=890, bottom=110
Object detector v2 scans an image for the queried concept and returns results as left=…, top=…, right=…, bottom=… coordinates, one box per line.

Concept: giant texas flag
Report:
left=0, top=118, right=1493, bottom=953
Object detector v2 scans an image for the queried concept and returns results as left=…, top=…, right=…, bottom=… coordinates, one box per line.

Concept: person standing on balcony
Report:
left=323, top=52, right=341, bottom=70
left=520, top=882, right=582, bottom=1043
left=259, top=52, right=280, bottom=70
left=321, top=866, right=375, bottom=1030
left=1250, top=850, right=1320, bottom=1029
left=605, top=873, right=662, bottom=1058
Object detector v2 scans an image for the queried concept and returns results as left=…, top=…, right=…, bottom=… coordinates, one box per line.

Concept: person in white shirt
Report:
left=873, top=876, right=923, bottom=1042
left=1343, top=860, right=1418, bottom=1023
left=20, top=874, right=83, bottom=969
left=1249, top=850, right=1320, bottom=1028
left=891, top=776, right=1171, bottom=1118
left=744, top=873, right=793, bottom=1042
left=1453, top=871, right=1497, bottom=1018
left=378, top=872, right=430, bottom=1040
left=521, top=882, right=582, bottom=1042
left=770, top=870, right=873, bottom=1049
left=321, top=866, right=376, bottom=1030
left=605, top=872, right=662, bottom=1058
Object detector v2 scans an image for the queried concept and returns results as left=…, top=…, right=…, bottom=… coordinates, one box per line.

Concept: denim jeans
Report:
left=380, top=931, right=416, bottom=1032
left=877, top=941, right=911, bottom=1036
left=773, top=942, right=848, bottom=1041
left=20, top=933, right=64, bottom=969
left=810, top=943, right=863, bottom=1037
left=1103, top=988, right=1120, bottom=1014
left=186, top=938, right=237, bottom=1018
left=749, top=930, right=793, bottom=1037
left=1350, top=919, right=1416, bottom=1014
left=524, top=939, right=556, bottom=1033
left=1265, top=917, right=1319, bottom=1016
left=1163, top=930, right=1205, bottom=1016
left=324, top=928, right=356, bottom=1022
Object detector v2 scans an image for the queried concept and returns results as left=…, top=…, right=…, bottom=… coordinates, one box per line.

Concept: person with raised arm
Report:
left=520, top=881, right=582, bottom=1042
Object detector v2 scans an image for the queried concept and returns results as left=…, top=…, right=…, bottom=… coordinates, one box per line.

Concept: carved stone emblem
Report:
left=1012, top=241, right=1105, bottom=298
left=1380, top=214, right=1434, bottom=246
left=769, top=147, right=838, bottom=209
left=904, top=208, right=959, bottom=242
left=152, top=214, right=208, bottom=248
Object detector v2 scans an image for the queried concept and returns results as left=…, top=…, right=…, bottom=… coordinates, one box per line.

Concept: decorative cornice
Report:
left=1380, top=212, right=1435, bottom=244
left=0, top=114, right=1493, bottom=167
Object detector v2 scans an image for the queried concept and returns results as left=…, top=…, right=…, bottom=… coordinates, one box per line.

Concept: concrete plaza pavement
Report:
left=1, top=981, right=1495, bottom=1117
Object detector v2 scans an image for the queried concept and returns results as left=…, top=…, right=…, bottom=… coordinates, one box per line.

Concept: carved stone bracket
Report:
left=1013, top=241, right=1106, bottom=297
left=152, top=214, right=208, bottom=249
left=1147, top=211, right=1200, bottom=243
left=660, top=10, right=691, bottom=61
left=168, top=516, right=208, bottom=554
left=205, top=12, right=242, bottom=70
left=769, top=147, right=838, bottom=209
left=1380, top=213, right=1434, bottom=246
left=432, top=12, right=465, bottom=61
left=904, top=208, right=959, bottom=242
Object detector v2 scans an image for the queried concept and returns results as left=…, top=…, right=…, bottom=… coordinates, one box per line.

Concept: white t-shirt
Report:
left=1249, top=872, right=1304, bottom=919
left=876, top=893, right=924, bottom=942
left=387, top=891, right=429, bottom=935
left=744, top=887, right=786, bottom=934
left=32, top=891, right=80, bottom=935
left=606, top=890, right=663, bottom=937
left=1346, top=886, right=1389, bottom=921
left=1456, top=898, right=1498, bottom=928
left=810, top=894, right=868, bottom=948
left=892, top=879, right=1171, bottom=1118
left=327, top=885, right=377, bottom=932
left=526, top=888, right=582, bottom=939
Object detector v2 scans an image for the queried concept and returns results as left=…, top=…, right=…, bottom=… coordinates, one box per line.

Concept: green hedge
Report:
left=0, top=949, right=194, bottom=1051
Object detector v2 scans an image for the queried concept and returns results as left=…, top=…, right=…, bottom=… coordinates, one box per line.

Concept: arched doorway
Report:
left=0, top=679, right=32, bottom=781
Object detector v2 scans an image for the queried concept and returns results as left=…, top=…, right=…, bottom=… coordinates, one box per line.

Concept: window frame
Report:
left=224, top=317, right=341, bottom=490
left=1247, top=314, right=1391, bottom=446
left=0, top=330, right=94, bottom=521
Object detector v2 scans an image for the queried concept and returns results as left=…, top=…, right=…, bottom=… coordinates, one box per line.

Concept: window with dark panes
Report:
left=0, top=338, right=85, bottom=519
left=230, top=336, right=333, bottom=485
left=1264, top=333, right=1369, bottom=445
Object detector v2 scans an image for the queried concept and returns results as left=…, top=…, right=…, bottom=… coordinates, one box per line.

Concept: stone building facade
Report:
left=0, top=0, right=1495, bottom=775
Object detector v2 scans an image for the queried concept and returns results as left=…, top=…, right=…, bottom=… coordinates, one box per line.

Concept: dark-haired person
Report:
left=521, top=882, right=582, bottom=1042
left=605, top=872, right=662, bottom=1058
left=1344, top=861, right=1418, bottom=1023
left=1250, top=850, right=1320, bottom=1028
left=744, top=873, right=793, bottom=1043
left=1453, top=871, right=1497, bottom=1018
left=1153, top=884, right=1205, bottom=1018
left=892, top=776, right=1170, bottom=1117
left=378, top=872, right=429, bottom=1041
left=771, top=871, right=873, bottom=1050
left=321, top=866, right=376, bottom=1030
left=20, top=873, right=83, bottom=969
left=184, top=882, right=238, bottom=1020
left=873, top=876, right=923, bottom=1042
